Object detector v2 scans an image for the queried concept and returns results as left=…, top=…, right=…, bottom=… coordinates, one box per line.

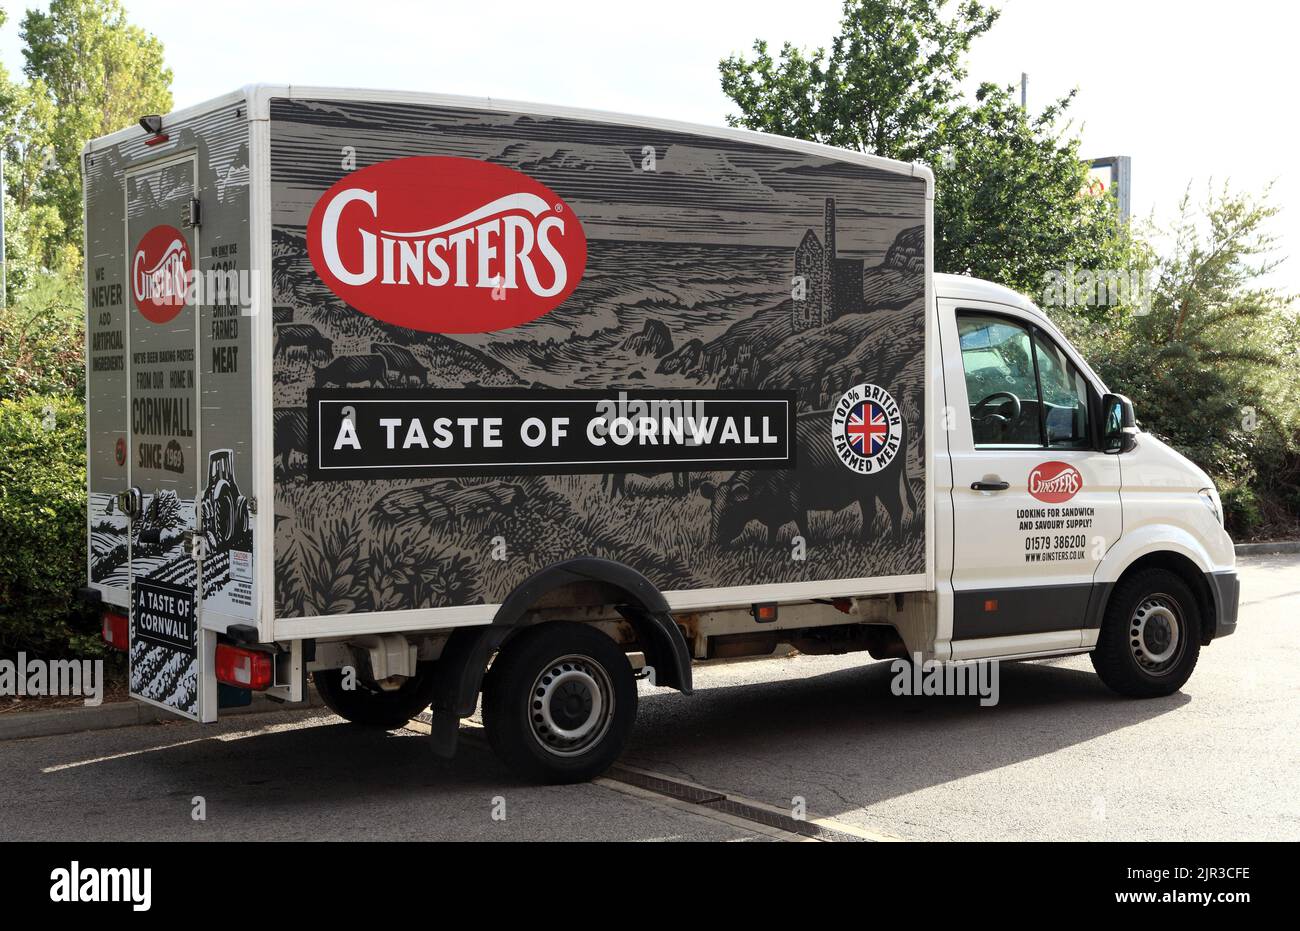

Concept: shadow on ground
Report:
left=1, top=654, right=1188, bottom=839
left=624, top=656, right=1188, bottom=815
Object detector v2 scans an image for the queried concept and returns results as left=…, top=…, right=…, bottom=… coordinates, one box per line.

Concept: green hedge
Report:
left=0, top=394, right=98, bottom=656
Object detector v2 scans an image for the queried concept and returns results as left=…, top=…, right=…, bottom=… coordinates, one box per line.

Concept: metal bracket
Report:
left=182, top=197, right=202, bottom=228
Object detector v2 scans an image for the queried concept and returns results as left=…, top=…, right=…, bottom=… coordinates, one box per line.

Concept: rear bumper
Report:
left=1206, top=570, right=1240, bottom=640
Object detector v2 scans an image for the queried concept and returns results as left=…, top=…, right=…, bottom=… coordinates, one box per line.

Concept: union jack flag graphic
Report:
left=846, top=401, right=891, bottom=457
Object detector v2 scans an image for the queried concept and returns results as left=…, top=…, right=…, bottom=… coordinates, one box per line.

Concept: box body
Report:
left=85, top=86, right=933, bottom=691
left=266, top=90, right=931, bottom=637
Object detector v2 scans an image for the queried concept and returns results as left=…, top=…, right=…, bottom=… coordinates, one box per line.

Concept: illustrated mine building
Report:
left=793, top=197, right=866, bottom=331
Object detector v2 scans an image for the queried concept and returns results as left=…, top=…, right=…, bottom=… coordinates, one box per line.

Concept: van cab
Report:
left=935, top=272, right=1238, bottom=691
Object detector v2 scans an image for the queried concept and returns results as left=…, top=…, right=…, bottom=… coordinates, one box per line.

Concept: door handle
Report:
left=971, top=480, right=1009, bottom=492
left=116, top=486, right=143, bottom=518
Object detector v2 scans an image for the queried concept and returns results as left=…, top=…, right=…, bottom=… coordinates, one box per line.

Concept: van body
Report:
left=82, top=86, right=1237, bottom=782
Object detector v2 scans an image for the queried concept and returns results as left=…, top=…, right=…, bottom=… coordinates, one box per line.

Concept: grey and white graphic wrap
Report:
left=267, top=96, right=928, bottom=620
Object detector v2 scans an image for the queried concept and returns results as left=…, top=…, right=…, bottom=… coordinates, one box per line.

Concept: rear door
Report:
left=125, top=153, right=205, bottom=720
left=942, top=300, right=1122, bottom=656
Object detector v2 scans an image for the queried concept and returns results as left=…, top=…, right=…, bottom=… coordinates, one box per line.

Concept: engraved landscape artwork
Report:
left=269, top=97, right=928, bottom=618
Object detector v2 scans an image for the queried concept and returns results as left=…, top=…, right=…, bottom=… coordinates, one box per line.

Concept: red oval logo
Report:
left=132, top=224, right=192, bottom=323
left=1028, top=461, right=1083, bottom=503
left=307, top=156, right=587, bottom=334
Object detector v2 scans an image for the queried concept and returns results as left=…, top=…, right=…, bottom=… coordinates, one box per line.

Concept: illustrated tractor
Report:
left=200, top=449, right=249, bottom=548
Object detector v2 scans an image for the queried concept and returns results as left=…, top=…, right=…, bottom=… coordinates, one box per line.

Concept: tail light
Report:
left=215, top=644, right=274, bottom=691
left=101, top=611, right=129, bottom=651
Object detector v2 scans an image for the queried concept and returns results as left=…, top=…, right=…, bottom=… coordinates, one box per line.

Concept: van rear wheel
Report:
left=1091, top=568, right=1201, bottom=697
left=313, top=663, right=437, bottom=729
left=482, top=622, right=637, bottom=784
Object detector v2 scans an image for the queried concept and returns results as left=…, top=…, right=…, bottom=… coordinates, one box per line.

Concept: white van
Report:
left=82, top=86, right=1237, bottom=783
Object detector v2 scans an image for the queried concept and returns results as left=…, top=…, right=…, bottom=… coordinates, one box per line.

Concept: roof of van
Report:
left=84, top=86, right=934, bottom=190
left=934, top=273, right=1040, bottom=314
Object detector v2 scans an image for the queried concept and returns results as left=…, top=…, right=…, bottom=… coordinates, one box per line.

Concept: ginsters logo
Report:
left=307, top=156, right=588, bottom=333
left=831, top=383, right=901, bottom=474
left=1028, top=461, right=1083, bottom=503
left=131, top=225, right=192, bottom=323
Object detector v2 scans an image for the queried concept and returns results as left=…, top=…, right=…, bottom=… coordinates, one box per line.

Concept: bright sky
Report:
left=1, top=0, right=1294, bottom=294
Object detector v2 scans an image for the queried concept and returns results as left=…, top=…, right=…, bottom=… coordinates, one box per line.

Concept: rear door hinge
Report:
left=182, top=197, right=202, bottom=228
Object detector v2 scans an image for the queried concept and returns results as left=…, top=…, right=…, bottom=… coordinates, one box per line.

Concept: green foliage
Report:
left=0, top=394, right=96, bottom=656
left=719, top=0, right=1135, bottom=298
left=720, top=0, right=998, bottom=161
left=1074, top=185, right=1300, bottom=534
left=2, top=79, right=78, bottom=292
left=19, top=0, right=174, bottom=259
left=0, top=272, right=86, bottom=400
left=933, top=83, right=1136, bottom=299
left=0, top=0, right=174, bottom=303
left=1220, top=483, right=1263, bottom=539
left=0, top=0, right=168, bottom=657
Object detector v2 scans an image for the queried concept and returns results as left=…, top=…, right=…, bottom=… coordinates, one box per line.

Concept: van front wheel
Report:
left=1091, top=569, right=1201, bottom=697
left=483, top=622, right=637, bottom=784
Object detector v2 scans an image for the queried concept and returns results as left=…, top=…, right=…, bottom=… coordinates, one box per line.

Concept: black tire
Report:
left=212, top=485, right=235, bottom=543
left=313, top=662, right=438, bottom=729
left=1091, top=568, right=1202, bottom=697
left=482, top=622, right=637, bottom=784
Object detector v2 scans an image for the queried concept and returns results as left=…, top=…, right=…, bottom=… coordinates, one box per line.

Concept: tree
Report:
left=19, top=0, right=173, bottom=255
left=933, top=82, right=1133, bottom=300
left=719, top=0, right=1133, bottom=297
left=2, top=79, right=74, bottom=295
left=720, top=0, right=998, bottom=162
left=1081, top=185, right=1300, bottom=534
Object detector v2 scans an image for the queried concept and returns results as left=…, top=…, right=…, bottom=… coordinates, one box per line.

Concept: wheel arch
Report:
left=1094, top=549, right=1217, bottom=645
left=426, top=558, right=692, bottom=758
left=1095, top=524, right=1216, bottom=584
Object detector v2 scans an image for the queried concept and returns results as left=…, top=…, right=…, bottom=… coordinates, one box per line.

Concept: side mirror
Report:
left=1102, top=393, right=1138, bottom=454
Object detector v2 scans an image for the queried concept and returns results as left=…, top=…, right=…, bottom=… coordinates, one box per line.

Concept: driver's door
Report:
left=942, top=301, right=1122, bottom=652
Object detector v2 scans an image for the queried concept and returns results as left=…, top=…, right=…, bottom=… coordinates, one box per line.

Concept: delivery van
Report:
left=81, top=85, right=1238, bottom=783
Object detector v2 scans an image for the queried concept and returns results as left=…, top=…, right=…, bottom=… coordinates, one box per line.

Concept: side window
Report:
left=1034, top=334, right=1091, bottom=449
left=957, top=313, right=1042, bottom=446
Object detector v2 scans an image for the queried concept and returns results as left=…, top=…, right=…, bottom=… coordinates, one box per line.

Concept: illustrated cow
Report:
left=371, top=342, right=429, bottom=386
left=603, top=471, right=690, bottom=498
left=699, top=414, right=916, bottom=545
left=274, top=323, right=333, bottom=361
left=314, top=354, right=388, bottom=389
left=273, top=408, right=308, bottom=474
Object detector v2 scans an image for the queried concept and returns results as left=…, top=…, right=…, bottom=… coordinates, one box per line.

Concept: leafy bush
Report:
left=1220, top=483, right=1264, bottom=539
left=1066, top=185, right=1300, bottom=539
left=0, top=272, right=86, bottom=402
left=0, top=393, right=97, bottom=656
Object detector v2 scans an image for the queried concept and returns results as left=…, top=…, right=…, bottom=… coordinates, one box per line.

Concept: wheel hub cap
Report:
left=1130, top=597, right=1182, bottom=670
left=529, top=655, right=614, bottom=757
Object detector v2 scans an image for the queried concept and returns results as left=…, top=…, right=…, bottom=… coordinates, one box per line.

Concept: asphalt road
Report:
left=1, top=554, right=1295, bottom=841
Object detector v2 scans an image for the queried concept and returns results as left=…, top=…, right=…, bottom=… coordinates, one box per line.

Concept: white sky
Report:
left=1, top=0, right=1295, bottom=293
